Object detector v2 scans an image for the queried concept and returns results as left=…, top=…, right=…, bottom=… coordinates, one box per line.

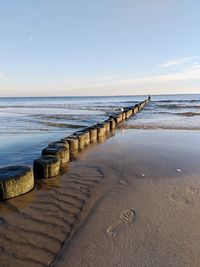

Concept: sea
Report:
left=0, top=94, right=200, bottom=168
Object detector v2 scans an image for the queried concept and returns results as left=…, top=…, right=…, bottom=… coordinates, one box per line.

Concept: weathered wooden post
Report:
left=0, top=166, right=34, bottom=200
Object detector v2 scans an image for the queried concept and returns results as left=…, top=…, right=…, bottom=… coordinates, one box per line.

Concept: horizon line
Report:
left=0, top=92, right=199, bottom=98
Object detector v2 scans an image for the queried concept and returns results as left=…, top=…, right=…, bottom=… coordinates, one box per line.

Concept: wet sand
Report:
left=54, top=129, right=200, bottom=267
left=0, top=150, right=104, bottom=267
left=1, top=129, right=200, bottom=266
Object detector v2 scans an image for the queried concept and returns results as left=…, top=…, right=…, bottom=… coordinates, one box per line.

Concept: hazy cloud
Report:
left=1, top=62, right=199, bottom=97
left=61, top=64, right=200, bottom=90
left=93, top=75, right=117, bottom=81
left=61, top=74, right=117, bottom=87
left=117, top=64, right=200, bottom=85
left=159, top=57, right=191, bottom=68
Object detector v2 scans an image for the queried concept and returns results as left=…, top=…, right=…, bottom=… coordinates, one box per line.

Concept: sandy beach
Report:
left=1, top=0, right=199, bottom=265
left=1, top=128, right=200, bottom=266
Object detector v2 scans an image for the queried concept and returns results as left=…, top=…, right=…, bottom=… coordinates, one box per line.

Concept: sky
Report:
left=0, top=0, right=200, bottom=97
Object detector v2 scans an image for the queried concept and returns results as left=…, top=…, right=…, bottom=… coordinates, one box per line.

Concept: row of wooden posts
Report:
left=0, top=98, right=149, bottom=200
left=33, top=98, right=149, bottom=178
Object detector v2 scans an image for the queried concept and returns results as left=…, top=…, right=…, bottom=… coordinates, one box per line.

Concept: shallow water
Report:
left=0, top=94, right=200, bottom=167
left=126, top=94, right=200, bottom=130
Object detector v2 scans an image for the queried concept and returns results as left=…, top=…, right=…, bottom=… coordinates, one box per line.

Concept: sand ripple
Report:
left=0, top=164, right=103, bottom=267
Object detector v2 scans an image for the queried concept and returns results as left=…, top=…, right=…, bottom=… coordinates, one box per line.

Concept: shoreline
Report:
left=0, top=99, right=148, bottom=201
left=1, top=128, right=200, bottom=266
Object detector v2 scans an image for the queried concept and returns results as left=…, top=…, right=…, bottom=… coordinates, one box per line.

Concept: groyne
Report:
left=0, top=98, right=150, bottom=200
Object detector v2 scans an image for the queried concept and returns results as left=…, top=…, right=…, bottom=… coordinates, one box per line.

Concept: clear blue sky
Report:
left=0, top=0, right=200, bottom=96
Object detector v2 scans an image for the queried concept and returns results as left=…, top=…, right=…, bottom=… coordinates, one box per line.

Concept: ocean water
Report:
left=0, top=94, right=200, bottom=167
left=126, top=94, right=200, bottom=130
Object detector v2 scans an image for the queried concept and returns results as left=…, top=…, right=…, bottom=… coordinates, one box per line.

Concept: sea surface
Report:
left=0, top=94, right=200, bottom=167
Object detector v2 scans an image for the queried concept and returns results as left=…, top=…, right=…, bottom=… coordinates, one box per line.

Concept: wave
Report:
left=157, top=104, right=200, bottom=109
left=176, top=112, right=200, bottom=117
left=39, top=121, right=85, bottom=128
left=156, top=104, right=184, bottom=109
left=0, top=102, right=135, bottom=111
left=32, top=114, right=96, bottom=120
left=0, top=104, right=106, bottom=112
left=153, top=99, right=200, bottom=103
left=0, top=104, right=68, bottom=109
left=155, top=111, right=200, bottom=117
left=119, top=124, right=200, bottom=131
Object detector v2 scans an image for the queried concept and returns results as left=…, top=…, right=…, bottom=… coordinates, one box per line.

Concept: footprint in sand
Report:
left=169, top=191, right=188, bottom=206
left=120, top=209, right=136, bottom=223
left=106, top=209, right=136, bottom=237
left=186, top=187, right=199, bottom=194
